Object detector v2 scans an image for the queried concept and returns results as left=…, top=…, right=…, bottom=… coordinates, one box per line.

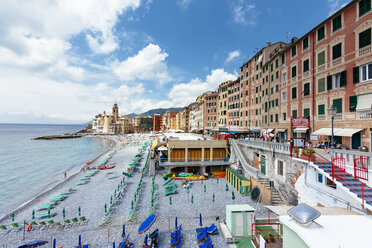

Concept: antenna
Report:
left=284, top=32, right=290, bottom=43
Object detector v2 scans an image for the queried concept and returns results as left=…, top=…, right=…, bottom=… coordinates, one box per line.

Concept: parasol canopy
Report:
left=18, top=240, right=48, bottom=248
left=138, top=214, right=157, bottom=234
left=85, top=161, right=93, bottom=164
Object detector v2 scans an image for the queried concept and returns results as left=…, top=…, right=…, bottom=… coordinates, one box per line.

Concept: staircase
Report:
left=314, top=161, right=372, bottom=208
left=258, top=178, right=284, bottom=205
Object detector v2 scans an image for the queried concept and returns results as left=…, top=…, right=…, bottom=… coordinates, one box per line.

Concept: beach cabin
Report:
left=226, top=204, right=255, bottom=237
left=225, top=167, right=250, bottom=195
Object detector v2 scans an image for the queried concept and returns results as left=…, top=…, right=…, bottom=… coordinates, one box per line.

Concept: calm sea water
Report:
left=0, top=124, right=111, bottom=217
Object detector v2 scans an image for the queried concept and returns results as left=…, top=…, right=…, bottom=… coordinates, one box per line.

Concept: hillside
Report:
left=127, top=107, right=182, bottom=117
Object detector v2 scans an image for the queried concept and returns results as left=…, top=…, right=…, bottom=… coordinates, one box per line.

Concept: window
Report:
left=303, top=37, right=309, bottom=50
left=283, top=112, right=286, bottom=121
left=282, top=91, right=287, bottom=101
left=292, top=110, right=297, bottom=118
left=275, top=99, right=278, bottom=106
left=304, top=82, right=310, bottom=96
left=276, top=71, right=279, bottom=79
left=271, top=87, right=274, bottom=94
left=283, top=72, right=287, bottom=82
left=359, top=0, right=371, bottom=17
left=332, top=43, right=342, bottom=60
left=333, top=98, right=343, bottom=113
left=292, top=66, right=297, bottom=78
left=318, top=51, right=325, bottom=66
left=349, top=95, right=357, bottom=112
left=359, top=28, right=371, bottom=49
left=303, top=108, right=310, bottom=118
left=271, top=63, right=273, bottom=72
left=318, top=26, right=325, bottom=41
left=361, top=62, right=372, bottom=81
left=271, top=75, right=274, bottom=82
left=276, top=85, right=279, bottom=92
left=281, top=54, right=285, bottom=65
left=270, top=115, right=273, bottom=123
left=275, top=114, right=278, bottom=122
left=326, top=178, right=337, bottom=189
left=317, top=173, right=323, bottom=183
left=318, top=78, right=325, bottom=92
left=292, top=46, right=296, bottom=57
left=332, top=71, right=346, bottom=89
left=332, top=14, right=342, bottom=32
left=292, top=87, right=297, bottom=99
left=276, top=59, right=278, bottom=68
left=318, top=104, right=325, bottom=115
left=303, top=59, right=309, bottom=72
left=265, top=102, right=268, bottom=112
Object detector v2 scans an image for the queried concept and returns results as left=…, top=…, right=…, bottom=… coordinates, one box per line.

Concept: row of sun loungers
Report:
left=170, top=225, right=182, bottom=248
left=196, top=224, right=218, bottom=248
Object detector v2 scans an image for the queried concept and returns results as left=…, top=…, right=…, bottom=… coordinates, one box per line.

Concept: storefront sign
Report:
left=310, top=135, right=318, bottom=141
left=292, top=117, right=310, bottom=127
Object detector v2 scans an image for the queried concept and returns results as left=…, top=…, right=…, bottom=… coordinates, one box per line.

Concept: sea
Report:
left=0, top=124, right=112, bottom=217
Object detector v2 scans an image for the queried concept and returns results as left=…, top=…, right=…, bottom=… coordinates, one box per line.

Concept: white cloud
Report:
left=230, top=0, right=257, bottom=25
left=226, top=50, right=241, bottom=62
left=167, top=68, right=238, bottom=107
left=177, top=0, right=194, bottom=10
left=112, top=43, right=172, bottom=84
left=327, top=0, right=348, bottom=16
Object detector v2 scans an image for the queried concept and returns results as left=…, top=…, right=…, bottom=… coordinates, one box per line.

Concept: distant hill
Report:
left=127, top=107, right=182, bottom=117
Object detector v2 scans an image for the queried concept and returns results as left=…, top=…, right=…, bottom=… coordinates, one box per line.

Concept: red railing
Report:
left=251, top=223, right=281, bottom=248
left=332, top=154, right=345, bottom=171
left=354, top=156, right=369, bottom=181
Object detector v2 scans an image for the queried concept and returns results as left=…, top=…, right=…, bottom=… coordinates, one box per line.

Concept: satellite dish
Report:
left=251, top=187, right=261, bottom=201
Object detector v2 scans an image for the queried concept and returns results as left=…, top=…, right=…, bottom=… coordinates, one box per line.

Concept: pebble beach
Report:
left=0, top=134, right=267, bottom=248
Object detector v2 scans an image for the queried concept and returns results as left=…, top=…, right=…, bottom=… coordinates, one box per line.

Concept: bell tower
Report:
left=112, top=103, right=119, bottom=122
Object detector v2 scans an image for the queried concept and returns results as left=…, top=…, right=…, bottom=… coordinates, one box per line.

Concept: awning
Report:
left=266, top=129, right=274, bottom=133
left=335, top=128, right=363, bottom=137
left=312, top=128, right=335, bottom=136
left=293, top=127, right=309, bottom=133
left=276, top=128, right=287, bottom=132
left=262, top=129, right=267, bottom=133
left=251, top=130, right=261, bottom=133
left=356, top=94, right=372, bottom=112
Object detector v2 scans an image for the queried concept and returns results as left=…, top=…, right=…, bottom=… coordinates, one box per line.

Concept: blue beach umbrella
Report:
left=113, top=242, right=115, bottom=248
left=199, top=213, right=203, bottom=227
left=78, top=235, right=81, bottom=246
left=53, top=239, right=56, bottom=248
left=138, top=214, right=157, bottom=234
left=144, top=234, right=148, bottom=245
left=175, top=217, right=178, bottom=229
left=18, top=240, right=48, bottom=248
left=122, top=224, right=126, bottom=238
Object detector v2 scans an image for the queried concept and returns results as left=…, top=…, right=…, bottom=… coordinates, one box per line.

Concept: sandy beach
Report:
left=0, top=133, right=266, bottom=247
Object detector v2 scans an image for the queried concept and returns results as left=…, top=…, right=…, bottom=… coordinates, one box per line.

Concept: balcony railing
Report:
left=359, top=112, right=372, bottom=120
left=317, top=64, right=326, bottom=72
left=318, top=115, right=326, bottom=121
left=359, top=45, right=371, bottom=57
left=332, top=57, right=342, bottom=67
left=303, top=71, right=310, bottom=78
left=239, top=139, right=291, bottom=155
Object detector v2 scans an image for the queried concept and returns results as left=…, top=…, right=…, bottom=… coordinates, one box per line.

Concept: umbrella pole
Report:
left=22, top=220, right=25, bottom=241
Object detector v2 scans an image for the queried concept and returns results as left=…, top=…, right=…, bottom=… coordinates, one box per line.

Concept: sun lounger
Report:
left=0, top=225, right=9, bottom=232
left=207, top=223, right=218, bottom=234
left=11, top=223, right=21, bottom=231
left=76, top=244, right=91, bottom=248
left=80, top=216, right=88, bottom=225
left=71, top=217, right=79, bottom=225
left=176, top=240, right=182, bottom=248
left=164, top=182, right=177, bottom=189
left=164, top=187, right=178, bottom=196
left=54, top=222, right=63, bottom=229
left=197, top=228, right=208, bottom=243
left=38, top=211, right=56, bottom=218
left=119, top=234, right=130, bottom=248
left=171, top=225, right=182, bottom=238
left=163, top=178, right=173, bottom=186
left=170, top=231, right=181, bottom=246
left=199, top=236, right=211, bottom=248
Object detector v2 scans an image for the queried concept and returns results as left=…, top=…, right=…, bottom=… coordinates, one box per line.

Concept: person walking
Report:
left=323, top=139, right=329, bottom=153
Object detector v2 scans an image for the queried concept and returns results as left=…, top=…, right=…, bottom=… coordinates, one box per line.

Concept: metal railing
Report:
left=331, top=149, right=372, bottom=167
left=238, top=139, right=291, bottom=155
left=230, top=139, right=259, bottom=178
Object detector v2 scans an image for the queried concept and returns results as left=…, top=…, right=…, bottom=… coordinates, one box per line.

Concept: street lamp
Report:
left=328, top=105, right=337, bottom=149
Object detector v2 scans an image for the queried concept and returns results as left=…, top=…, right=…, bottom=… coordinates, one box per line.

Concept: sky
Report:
left=0, top=0, right=350, bottom=124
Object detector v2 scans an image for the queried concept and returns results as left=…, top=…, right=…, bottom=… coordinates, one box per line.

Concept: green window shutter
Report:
left=332, top=43, right=342, bottom=59
left=304, top=108, right=310, bottom=118
left=318, top=26, right=325, bottom=41
left=318, top=104, right=325, bottom=115
left=333, top=15, right=342, bottom=32
left=318, top=51, right=325, bottom=66
left=271, top=75, right=274, bottom=82
left=256, top=109, right=258, bottom=115
left=359, top=28, right=371, bottom=48
left=292, top=110, right=297, bottom=118
left=266, top=89, right=268, bottom=95
left=246, top=72, right=248, bottom=77
left=349, top=95, right=357, bottom=112
left=292, top=46, right=296, bottom=57
left=303, top=59, right=309, bottom=72
left=340, top=70, right=347, bottom=87
left=276, top=59, right=278, bottom=68
left=333, top=98, right=343, bottom=113
left=271, top=63, right=273, bottom=72
left=292, top=87, right=297, bottom=99
left=327, top=75, right=333, bottom=90
left=276, top=71, right=279, bottom=78
left=282, top=54, right=285, bottom=64
left=353, top=66, right=360, bottom=84
left=304, top=83, right=310, bottom=96
left=292, top=66, right=297, bottom=77
left=256, top=87, right=258, bottom=93
left=256, top=97, right=258, bottom=104
left=359, top=0, right=371, bottom=17
left=265, top=102, right=268, bottom=112
left=275, top=99, right=278, bottom=106
left=318, top=78, right=325, bottom=92
left=303, top=37, right=308, bottom=50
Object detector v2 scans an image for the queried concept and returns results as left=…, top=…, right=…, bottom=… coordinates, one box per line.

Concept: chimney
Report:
left=267, top=42, right=272, bottom=46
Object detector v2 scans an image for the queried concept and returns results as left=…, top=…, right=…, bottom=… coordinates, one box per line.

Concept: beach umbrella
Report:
left=217, top=178, right=219, bottom=184
left=169, top=196, right=172, bottom=205
left=213, top=193, right=215, bottom=203
left=191, top=195, right=194, bottom=204
left=232, top=191, right=235, bottom=200
left=138, top=214, right=157, bottom=234
left=11, top=212, right=14, bottom=222
left=110, top=196, right=113, bottom=205
left=175, top=217, right=178, bottom=229
left=78, top=206, right=81, bottom=217
left=105, top=203, right=107, bottom=213
left=199, top=213, right=203, bottom=227
left=32, top=210, right=35, bottom=220
left=122, top=224, right=125, bottom=238
left=53, top=239, right=56, bottom=248
left=85, top=161, right=93, bottom=164
left=204, top=185, right=206, bottom=193
left=78, top=235, right=81, bottom=246
left=144, top=234, right=148, bottom=246
left=115, top=189, right=117, bottom=196
left=131, top=201, right=134, bottom=210
left=113, top=242, right=115, bottom=248
left=48, top=209, right=50, bottom=218
left=225, top=184, right=229, bottom=192
left=18, top=240, right=48, bottom=248
left=62, top=208, right=65, bottom=219
left=187, top=188, right=189, bottom=194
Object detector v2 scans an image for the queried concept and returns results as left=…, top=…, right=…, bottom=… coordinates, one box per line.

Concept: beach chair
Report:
left=71, top=217, right=79, bottom=226
left=198, top=236, right=211, bottom=248
left=197, top=228, right=208, bottom=243
left=170, top=231, right=181, bottom=246
left=64, top=219, right=73, bottom=228
left=54, top=221, right=63, bottom=230
left=80, top=216, right=88, bottom=225
left=47, top=220, right=56, bottom=229
left=11, top=223, right=22, bottom=232
left=119, top=234, right=130, bottom=248
left=171, top=225, right=182, bottom=238
left=0, top=225, right=10, bottom=232
left=176, top=240, right=182, bottom=248
left=207, top=223, right=218, bottom=235
left=76, top=245, right=91, bottom=248
left=39, top=221, right=48, bottom=230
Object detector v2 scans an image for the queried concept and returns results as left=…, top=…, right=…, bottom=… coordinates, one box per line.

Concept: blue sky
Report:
left=0, top=0, right=350, bottom=123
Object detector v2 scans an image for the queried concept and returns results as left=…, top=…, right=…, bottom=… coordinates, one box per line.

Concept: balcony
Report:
left=318, top=115, right=326, bottom=121
left=359, top=45, right=371, bottom=57
left=303, top=71, right=310, bottom=78
left=317, top=64, right=326, bottom=73
left=291, top=76, right=297, bottom=84
left=359, top=111, right=372, bottom=120
left=334, top=113, right=343, bottom=120
left=332, top=57, right=342, bottom=67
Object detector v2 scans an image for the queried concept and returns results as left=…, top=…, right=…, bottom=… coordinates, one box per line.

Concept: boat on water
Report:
left=98, top=165, right=115, bottom=170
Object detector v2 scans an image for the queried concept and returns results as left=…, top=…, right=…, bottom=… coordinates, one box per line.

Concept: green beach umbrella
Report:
left=78, top=206, right=81, bottom=217
left=110, top=196, right=113, bottom=205
left=48, top=209, right=50, bottom=218
left=204, top=185, right=206, bottom=193
left=11, top=212, right=14, bottom=222
left=213, top=193, right=215, bottom=203
left=225, top=184, right=229, bottom=192
left=191, top=195, right=194, bottom=204
left=232, top=191, right=235, bottom=200
left=62, top=208, right=66, bottom=219
left=169, top=196, right=172, bottom=205
left=105, top=203, right=107, bottom=213
left=131, top=201, right=134, bottom=210
left=187, top=188, right=189, bottom=194
left=32, top=209, right=35, bottom=220
left=217, top=178, right=219, bottom=184
left=114, top=189, right=117, bottom=196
